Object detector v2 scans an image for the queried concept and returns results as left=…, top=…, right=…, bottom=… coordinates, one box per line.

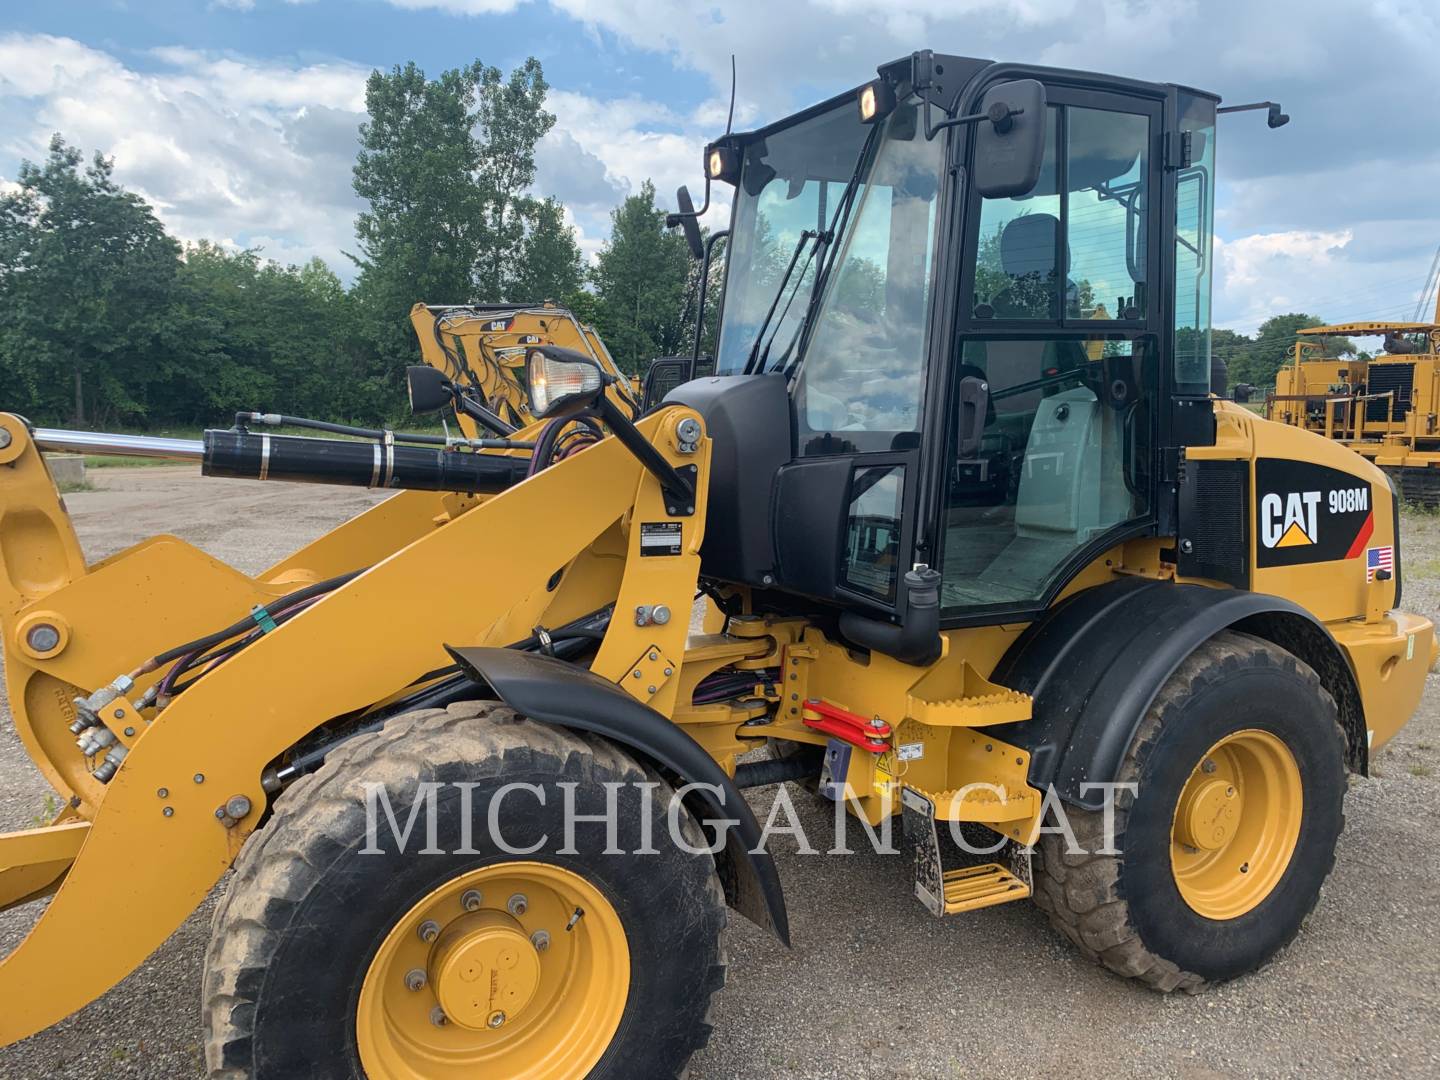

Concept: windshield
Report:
left=715, top=96, right=946, bottom=454
left=713, top=103, right=869, bottom=376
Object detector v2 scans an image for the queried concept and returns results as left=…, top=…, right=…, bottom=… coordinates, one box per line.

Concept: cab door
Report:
left=935, top=82, right=1166, bottom=622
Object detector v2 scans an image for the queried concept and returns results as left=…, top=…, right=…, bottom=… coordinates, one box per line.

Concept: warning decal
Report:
left=1255, top=459, right=1374, bottom=569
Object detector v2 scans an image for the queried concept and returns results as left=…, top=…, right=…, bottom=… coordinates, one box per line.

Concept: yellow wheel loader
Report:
left=0, top=50, right=1434, bottom=1078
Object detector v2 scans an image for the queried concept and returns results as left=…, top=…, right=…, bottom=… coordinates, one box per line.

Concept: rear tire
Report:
left=1031, top=631, right=1347, bottom=992
left=203, top=701, right=726, bottom=1079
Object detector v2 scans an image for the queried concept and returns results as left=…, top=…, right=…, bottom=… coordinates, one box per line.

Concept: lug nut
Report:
left=1202, top=758, right=1217, bottom=774
left=507, top=893, right=528, bottom=917
left=531, top=930, right=550, bottom=952
left=461, top=889, right=483, bottom=912
left=418, top=920, right=441, bottom=943
left=224, top=795, right=252, bottom=820
left=430, top=1007, right=448, bottom=1027
left=487, top=1011, right=506, bottom=1029
left=405, top=968, right=427, bottom=992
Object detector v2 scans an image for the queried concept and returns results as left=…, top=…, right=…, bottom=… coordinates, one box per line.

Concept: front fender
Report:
left=447, top=646, right=790, bottom=946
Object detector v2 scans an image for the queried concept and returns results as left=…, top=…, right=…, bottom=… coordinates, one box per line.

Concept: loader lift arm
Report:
left=0, top=400, right=738, bottom=1043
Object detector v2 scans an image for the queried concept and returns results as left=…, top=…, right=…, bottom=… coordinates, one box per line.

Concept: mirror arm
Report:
left=923, top=97, right=1022, bottom=141
left=455, top=391, right=518, bottom=437
left=594, top=395, right=695, bottom=510
left=665, top=174, right=715, bottom=229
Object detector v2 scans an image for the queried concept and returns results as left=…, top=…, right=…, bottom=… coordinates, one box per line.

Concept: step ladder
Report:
left=901, top=787, right=1032, bottom=915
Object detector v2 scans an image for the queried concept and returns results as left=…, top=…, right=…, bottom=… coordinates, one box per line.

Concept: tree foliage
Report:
left=0, top=136, right=179, bottom=424
left=589, top=181, right=693, bottom=373
left=350, top=57, right=579, bottom=363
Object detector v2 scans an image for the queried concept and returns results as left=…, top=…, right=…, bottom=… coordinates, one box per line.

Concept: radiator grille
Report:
left=1178, top=459, right=1248, bottom=587
left=1367, top=362, right=1413, bottom=422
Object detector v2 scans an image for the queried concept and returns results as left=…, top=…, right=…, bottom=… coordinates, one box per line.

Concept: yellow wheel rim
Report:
left=357, top=862, right=629, bottom=1079
left=1170, top=729, right=1303, bottom=920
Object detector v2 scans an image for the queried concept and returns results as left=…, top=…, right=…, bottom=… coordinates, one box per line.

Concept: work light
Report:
left=526, top=346, right=607, bottom=417
left=704, top=143, right=740, bottom=185
left=858, top=79, right=896, bottom=123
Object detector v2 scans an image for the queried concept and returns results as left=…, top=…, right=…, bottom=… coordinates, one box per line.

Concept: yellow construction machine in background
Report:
left=1268, top=289, right=1440, bottom=505
left=410, top=302, right=640, bottom=435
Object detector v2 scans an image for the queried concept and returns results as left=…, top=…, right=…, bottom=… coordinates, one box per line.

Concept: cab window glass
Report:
left=842, top=464, right=905, bottom=602
left=973, top=107, right=1059, bottom=320
left=795, top=100, right=945, bottom=453
left=1174, top=92, right=1216, bottom=389
left=972, top=105, right=1150, bottom=325
left=1065, top=108, right=1148, bottom=320
left=940, top=337, right=1152, bottom=611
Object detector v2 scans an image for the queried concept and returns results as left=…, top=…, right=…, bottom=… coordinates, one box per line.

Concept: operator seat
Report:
left=988, top=214, right=1066, bottom=320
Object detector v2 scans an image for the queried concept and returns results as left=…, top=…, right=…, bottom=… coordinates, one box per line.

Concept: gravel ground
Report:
left=1, top=467, right=1438, bottom=1078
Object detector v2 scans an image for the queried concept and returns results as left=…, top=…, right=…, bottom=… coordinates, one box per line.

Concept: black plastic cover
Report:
left=665, top=374, right=792, bottom=587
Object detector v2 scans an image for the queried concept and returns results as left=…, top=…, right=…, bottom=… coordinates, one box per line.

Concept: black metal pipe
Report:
left=692, top=228, right=729, bottom=371
left=203, top=430, right=530, bottom=493
left=594, top=395, right=694, bottom=507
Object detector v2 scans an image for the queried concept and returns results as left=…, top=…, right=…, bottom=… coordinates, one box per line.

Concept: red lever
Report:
left=801, top=698, right=891, bottom=753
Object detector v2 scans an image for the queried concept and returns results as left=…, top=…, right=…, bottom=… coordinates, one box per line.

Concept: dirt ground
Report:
left=1, top=466, right=1438, bottom=1078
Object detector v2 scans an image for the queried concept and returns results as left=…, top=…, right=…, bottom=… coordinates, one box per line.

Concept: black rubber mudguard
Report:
left=446, top=646, right=790, bottom=945
left=990, top=577, right=1358, bottom=810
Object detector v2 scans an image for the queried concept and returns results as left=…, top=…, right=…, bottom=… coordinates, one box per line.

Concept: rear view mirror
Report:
left=973, top=79, right=1047, bottom=199
left=674, top=187, right=705, bottom=260
left=406, top=366, right=453, bottom=415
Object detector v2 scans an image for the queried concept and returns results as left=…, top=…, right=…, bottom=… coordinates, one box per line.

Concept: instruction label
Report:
left=640, top=522, right=683, bottom=556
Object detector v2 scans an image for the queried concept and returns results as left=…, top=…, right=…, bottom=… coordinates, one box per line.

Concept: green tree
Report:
left=589, top=181, right=693, bottom=373
left=351, top=57, right=557, bottom=366
left=1228, top=313, right=1355, bottom=388
left=511, top=196, right=582, bottom=302
left=0, top=135, right=180, bottom=424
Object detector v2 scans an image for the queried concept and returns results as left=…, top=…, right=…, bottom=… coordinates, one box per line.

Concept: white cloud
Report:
left=0, top=33, right=369, bottom=271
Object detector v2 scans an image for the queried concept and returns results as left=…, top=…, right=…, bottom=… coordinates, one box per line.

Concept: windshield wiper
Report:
left=777, top=121, right=885, bottom=378
left=743, top=228, right=820, bottom=374
left=754, top=230, right=832, bottom=373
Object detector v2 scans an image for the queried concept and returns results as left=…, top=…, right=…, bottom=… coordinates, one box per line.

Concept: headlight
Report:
left=526, top=346, right=606, bottom=417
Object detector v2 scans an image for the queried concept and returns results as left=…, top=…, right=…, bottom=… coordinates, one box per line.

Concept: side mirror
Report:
left=406, top=365, right=453, bottom=414
left=526, top=346, right=607, bottom=418
left=674, top=186, right=705, bottom=260
left=972, top=79, right=1047, bottom=199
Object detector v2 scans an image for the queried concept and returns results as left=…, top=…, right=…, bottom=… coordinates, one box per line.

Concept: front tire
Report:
left=203, top=701, right=726, bottom=1079
left=1031, top=631, right=1347, bottom=992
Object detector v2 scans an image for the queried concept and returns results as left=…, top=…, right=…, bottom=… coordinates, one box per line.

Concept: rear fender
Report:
left=990, top=578, right=1364, bottom=810
left=447, top=646, right=790, bottom=945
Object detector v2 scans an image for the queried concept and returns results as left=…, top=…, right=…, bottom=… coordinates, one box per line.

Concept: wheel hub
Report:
left=429, top=911, right=542, bottom=1030
left=1169, top=729, right=1303, bottom=920
left=357, top=861, right=630, bottom=1079
left=1175, top=778, right=1241, bottom=851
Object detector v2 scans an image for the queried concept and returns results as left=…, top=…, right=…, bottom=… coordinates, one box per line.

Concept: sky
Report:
left=1, top=0, right=1437, bottom=336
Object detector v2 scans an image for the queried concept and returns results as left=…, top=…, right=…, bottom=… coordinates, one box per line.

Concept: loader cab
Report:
left=686, top=52, right=1219, bottom=631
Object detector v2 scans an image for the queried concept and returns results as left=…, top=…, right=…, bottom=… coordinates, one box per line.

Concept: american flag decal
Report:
left=1366, top=546, right=1394, bottom=581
